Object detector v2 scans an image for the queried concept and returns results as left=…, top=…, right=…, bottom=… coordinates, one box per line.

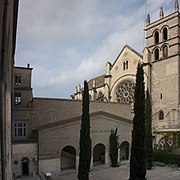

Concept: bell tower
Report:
left=145, top=0, right=180, bottom=142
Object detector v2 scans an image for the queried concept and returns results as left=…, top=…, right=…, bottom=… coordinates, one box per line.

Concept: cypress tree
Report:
left=109, top=128, right=119, bottom=167
left=78, top=80, right=91, bottom=180
left=145, top=89, right=153, bottom=170
left=129, top=63, right=146, bottom=180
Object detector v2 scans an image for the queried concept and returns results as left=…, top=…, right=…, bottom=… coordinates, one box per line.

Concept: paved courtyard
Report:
left=54, top=164, right=180, bottom=180
left=16, top=164, right=180, bottom=180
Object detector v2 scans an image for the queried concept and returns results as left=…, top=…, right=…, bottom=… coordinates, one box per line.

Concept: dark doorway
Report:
left=120, top=141, right=130, bottom=160
left=93, top=143, right=105, bottom=166
left=22, top=158, right=29, bottom=176
left=61, top=146, right=76, bottom=170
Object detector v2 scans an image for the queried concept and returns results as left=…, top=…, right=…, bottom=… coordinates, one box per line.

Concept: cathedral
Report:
left=11, top=0, right=180, bottom=178
left=74, top=0, right=180, bottom=150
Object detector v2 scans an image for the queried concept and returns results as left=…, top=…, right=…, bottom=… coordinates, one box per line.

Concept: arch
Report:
left=158, top=136, right=173, bottom=150
left=163, top=27, right=168, bottom=41
left=93, top=143, right=105, bottom=166
left=162, top=45, right=168, bottom=58
left=159, top=110, right=164, bottom=120
left=97, top=91, right=105, bottom=101
left=166, top=109, right=179, bottom=121
left=154, top=31, right=159, bottom=44
left=21, top=157, right=29, bottom=176
left=61, top=146, right=76, bottom=170
left=154, top=48, right=159, bottom=60
left=120, top=141, right=130, bottom=160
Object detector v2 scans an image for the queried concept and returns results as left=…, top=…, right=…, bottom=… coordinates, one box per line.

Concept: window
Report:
left=14, top=93, right=21, bottom=105
left=154, top=31, right=159, bottom=44
left=163, top=27, right=168, bottom=41
left=15, top=75, right=21, bottom=85
left=97, top=91, right=104, bottom=101
left=115, top=80, right=135, bottom=103
left=123, top=60, right=128, bottom=70
left=14, top=122, right=26, bottom=137
left=160, top=94, right=162, bottom=99
left=162, top=45, right=168, bottom=58
left=154, top=48, right=159, bottom=60
left=159, top=110, right=164, bottom=120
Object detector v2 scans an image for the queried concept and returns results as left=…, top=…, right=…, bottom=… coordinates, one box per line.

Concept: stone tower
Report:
left=146, top=0, right=180, bottom=147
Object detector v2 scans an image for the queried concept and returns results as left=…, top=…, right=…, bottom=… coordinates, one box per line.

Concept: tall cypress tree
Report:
left=145, top=89, right=153, bottom=170
left=129, top=63, right=146, bottom=180
left=109, top=128, right=119, bottom=167
left=78, top=80, right=91, bottom=180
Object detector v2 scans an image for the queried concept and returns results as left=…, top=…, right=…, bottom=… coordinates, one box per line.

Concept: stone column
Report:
left=105, top=149, right=109, bottom=166
left=90, top=156, right=93, bottom=170
left=59, top=157, right=61, bottom=173
left=118, top=148, right=121, bottom=165
left=76, top=155, right=79, bottom=171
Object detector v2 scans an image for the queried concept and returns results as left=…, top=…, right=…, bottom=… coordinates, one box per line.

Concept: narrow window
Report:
left=163, top=45, right=168, bottom=58
left=14, top=92, right=21, bottom=105
left=154, top=31, right=159, bottom=44
left=154, top=48, right=159, bottom=60
left=163, top=27, right=168, bottom=41
left=159, top=110, right=164, bottom=120
left=123, top=60, right=128, bottom=70
left=160, top=94, right=162, bottom=99
left=15, top=75, right=21, bottom=85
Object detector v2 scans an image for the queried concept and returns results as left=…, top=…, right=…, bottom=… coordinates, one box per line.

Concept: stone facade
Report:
left=74, top=1, right=180, bottom=150
left=12, top=65, right=38, bottom=177
left=12, top=67, right=133, bottom=176
left=0, top=0, right=19, bottom=179
left=37, top=110, right=132, bottom=173
left=12, top=0, right=180, bottom=177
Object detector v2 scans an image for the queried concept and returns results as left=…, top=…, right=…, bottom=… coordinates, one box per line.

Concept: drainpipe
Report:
left=0, top=0, right=9, bottom=179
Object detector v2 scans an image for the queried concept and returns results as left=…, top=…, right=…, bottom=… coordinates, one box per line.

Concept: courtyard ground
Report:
left=16, top=164, right=180, bottom=180
left=55, top=164, right=180, bottom=180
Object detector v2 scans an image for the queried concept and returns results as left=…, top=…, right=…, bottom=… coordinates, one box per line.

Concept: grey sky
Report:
left=15, top=0, right=174, bottom=98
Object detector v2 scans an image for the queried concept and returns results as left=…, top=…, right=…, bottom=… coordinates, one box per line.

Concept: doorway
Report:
left=21, top=158, right=29, bottom=176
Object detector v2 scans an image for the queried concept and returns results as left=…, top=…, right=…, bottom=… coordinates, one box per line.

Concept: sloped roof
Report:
left=32, top=98, right=133, bottom=128
left=112, top=44, right=143, bottom=67
left=88, top=74, right=105, bottom=89
left=36, top=111, right=132, bottom=130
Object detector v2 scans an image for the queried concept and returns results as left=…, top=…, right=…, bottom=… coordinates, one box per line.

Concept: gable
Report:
left=111, top=45, right=143, bottom=72
left=36, top=111, right=132, bottom=131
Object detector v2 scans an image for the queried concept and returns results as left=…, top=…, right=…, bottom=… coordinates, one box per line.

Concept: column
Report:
left=76, top=156, right=79, bottom=171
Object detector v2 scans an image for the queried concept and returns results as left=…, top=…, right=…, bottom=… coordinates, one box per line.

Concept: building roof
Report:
left=36, top=111, right=133, bottom=130
left=88, top=74, right=105, bottom=89
left=112, top=44, right=143, bottom=67
left=32, top=98, right=133, bottom=128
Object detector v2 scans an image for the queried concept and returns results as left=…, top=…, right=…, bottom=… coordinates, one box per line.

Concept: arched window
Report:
left=154, top=48, right=159, bottom=60
left=162, top=45, right=168, bottom=58
left=154, top=31, right=159, bottom=44
left=163, top=27, right=168, bottom=41
left=159, top=110, right=164, bottom=120
left=123, top=60, right=128, bottom=70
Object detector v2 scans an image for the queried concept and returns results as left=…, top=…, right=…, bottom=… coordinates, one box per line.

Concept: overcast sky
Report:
left=15, top=0, right=175, bottom=99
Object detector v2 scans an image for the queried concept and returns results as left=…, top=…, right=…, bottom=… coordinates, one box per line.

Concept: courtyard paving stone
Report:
left=54, top=164, right=180, bottom=180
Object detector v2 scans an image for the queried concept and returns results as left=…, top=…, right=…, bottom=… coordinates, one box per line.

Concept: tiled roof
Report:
left=88, top=75, right=105, bottom=89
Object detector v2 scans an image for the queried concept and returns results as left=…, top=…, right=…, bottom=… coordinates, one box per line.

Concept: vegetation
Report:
left=78, top=81, right=92, bottom=180
left=129, top=63, right=146, bottom=180
left=153, top=150, right=180, bottom=166
left=109, top=128, right=119, bottom=167
left=145, top=90, right=153, bottom=170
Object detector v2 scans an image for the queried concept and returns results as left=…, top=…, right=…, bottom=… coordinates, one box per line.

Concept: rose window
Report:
left=115, top=80, right=135, bottom=103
